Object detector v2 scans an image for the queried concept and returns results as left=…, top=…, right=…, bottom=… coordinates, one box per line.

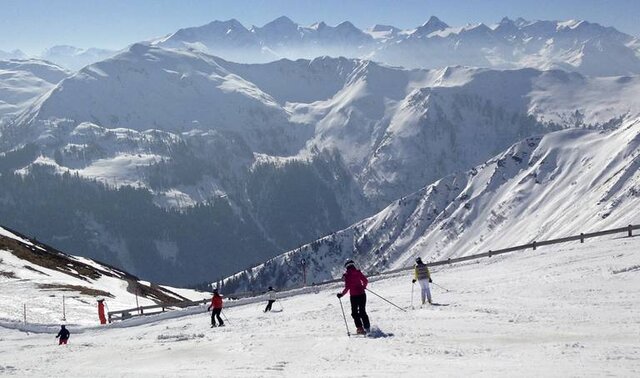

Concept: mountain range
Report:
left=154, top=16, right=640, bottom=76
left=0, top=16, right=639, bottom=286
left=225, top=117, right=640, bottom=290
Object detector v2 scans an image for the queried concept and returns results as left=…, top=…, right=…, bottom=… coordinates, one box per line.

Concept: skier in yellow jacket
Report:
left=412, top=257, right=432, bottom=305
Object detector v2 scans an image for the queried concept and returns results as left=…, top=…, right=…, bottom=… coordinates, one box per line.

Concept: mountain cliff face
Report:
left=224, top=117, right=640, bottom=291
left=153, top=16, right=640, bottom=77
left=3, top=42, right=640, bottom=285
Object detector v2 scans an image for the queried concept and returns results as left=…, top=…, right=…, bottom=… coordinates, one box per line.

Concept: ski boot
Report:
left=356, top=327, right=366, bottom=335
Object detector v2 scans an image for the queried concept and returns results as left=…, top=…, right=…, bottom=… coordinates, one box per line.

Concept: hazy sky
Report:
left=2, top=0, right=639, bottom=54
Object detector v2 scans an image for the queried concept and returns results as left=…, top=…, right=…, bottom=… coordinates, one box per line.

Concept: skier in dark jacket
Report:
left=264, top=286, right=277, bottom=312
left=337, top=260, right=370, bottom=334
left=56, top=325, right=70, bottom=345
left=207, top=288, right=224, bottom=327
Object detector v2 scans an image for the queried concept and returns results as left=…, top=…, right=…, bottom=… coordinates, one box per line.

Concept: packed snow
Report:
left=1, top=236, right=638, bottom=376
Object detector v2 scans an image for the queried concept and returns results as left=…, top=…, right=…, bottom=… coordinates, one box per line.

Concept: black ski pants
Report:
left=264, top=300, right=275, bottom=312
left=350, top=293, right=370, bottom=329
left=211, top=308, right=223, bottom=326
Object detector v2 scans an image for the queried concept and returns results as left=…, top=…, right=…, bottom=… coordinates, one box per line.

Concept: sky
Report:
left=2, top=0, right=640, bottom=55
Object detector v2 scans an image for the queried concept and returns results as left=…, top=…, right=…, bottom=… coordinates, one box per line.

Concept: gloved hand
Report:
left=429, top=278, right=433, bottom=283
left=207, top=306, right=211, bottom=312
left=412, top=279, right=416, bottom=283
left=336, top=293, right=343, bottom=299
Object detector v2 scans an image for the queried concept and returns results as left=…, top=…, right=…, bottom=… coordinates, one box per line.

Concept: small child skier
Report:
left=55, top=324, right=70, bottom=345
left=337, top=259, right=370, bottom=335
left=207, top=289, right=224, bottom=327
left=412, top=257, right=433, bottom=305
left=264, top=286, right=277, bottom=312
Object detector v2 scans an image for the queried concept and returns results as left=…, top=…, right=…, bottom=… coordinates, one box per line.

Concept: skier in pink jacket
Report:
left=337, top=260, right=370, bottom=334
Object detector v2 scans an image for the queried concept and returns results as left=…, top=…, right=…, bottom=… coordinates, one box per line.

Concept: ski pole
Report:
left=365, top=288, right=407, bottom=312
left=337, top=297, right=351, bottom=337
left=221, top=310, right=230, bottom=325
left=277, top=300, right=284, bottom=311
left=431, top=282, right=451, bottom=292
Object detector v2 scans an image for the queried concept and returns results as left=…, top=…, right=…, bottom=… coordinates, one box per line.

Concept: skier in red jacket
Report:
left=207, top=289, right=224, bottom=328
left=337, top=260, right=370, bottom=334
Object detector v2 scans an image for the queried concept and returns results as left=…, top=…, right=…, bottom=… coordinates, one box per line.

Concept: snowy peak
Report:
left=151, top=15, right=640, bottom=76
left=254, top=16, right=299, bottom=34
left=0, top=58, right=70, bottom=119
left=17, top=44, right=310, bottom=154
left=0, top=59, right=69, bottom=84
left=412, top=16, right=450, bottom=37
left=0, top=49, right=28, bottom=60
left=40, top=45, right=117, bottom=71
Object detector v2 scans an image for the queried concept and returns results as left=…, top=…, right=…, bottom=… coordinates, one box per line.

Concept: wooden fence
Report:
left=107, top=223, right=638, bottom=322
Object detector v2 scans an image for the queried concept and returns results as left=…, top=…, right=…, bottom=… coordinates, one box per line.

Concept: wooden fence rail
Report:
left=107, top=223, right=638, bottom=322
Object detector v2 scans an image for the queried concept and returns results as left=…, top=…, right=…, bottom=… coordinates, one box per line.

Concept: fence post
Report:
left=532, top=241, right=536, bottom=251
left=629, top=225, right=633, bottom=237
left=62, top=295, right=66, bottom=321
left=23, top=304, right=27, bottom=324
left=580, top=233, right=584, bottom=243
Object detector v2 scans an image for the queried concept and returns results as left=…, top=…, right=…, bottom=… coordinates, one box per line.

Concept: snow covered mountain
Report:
left=17, top=44, right=310, bottom=155
left=155, top=16, right=375, bottom=64
left=40, top=45, right=117, bottom=71
left=4, top=44, right=640, bottom=286
left=0, top=49, right=28, bottom=60
left=224, top=117, right=640, bottom=291
left=152, top=16, right=640, bottom=77
left=0, top=59, right=69, bottom=120
left=0, top=225, right=205, bottom=325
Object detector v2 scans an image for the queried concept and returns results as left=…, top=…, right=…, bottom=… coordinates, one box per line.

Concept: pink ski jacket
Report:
left=340, top=266, right=368, bottom=296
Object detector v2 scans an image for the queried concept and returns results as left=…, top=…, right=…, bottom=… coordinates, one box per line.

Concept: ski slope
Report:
left=1, top=235, right=638, bottom=376
left=0, top=225, right=207, bottom=326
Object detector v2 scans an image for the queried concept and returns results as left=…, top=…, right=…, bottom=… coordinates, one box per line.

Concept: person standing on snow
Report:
left=264, top=286, right=277, bottom=312
left=207, top=289, right=224, bottom=327
left=337, top=260, right=370, bottom=335
left=412, top=257, right=433, bottom=305
left=55, top=325, right=70, bottom=345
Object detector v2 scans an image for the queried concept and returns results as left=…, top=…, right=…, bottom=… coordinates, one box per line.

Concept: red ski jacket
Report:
left=340, top=266, right=368, bottom=296
left=210, top=294, right=223, bottom=309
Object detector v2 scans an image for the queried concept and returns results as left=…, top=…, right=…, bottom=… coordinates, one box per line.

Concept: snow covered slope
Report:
left=17, top=44, right=310, bottom=155
left=226, top=117, right=640, bottom=290
left=1, top=236, right=638, bottom=376
left=0, top=225, right=205, bottom=326
left=0, top=59, right=69, bottom=120
left=153, top=16, right=640, bottom=77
